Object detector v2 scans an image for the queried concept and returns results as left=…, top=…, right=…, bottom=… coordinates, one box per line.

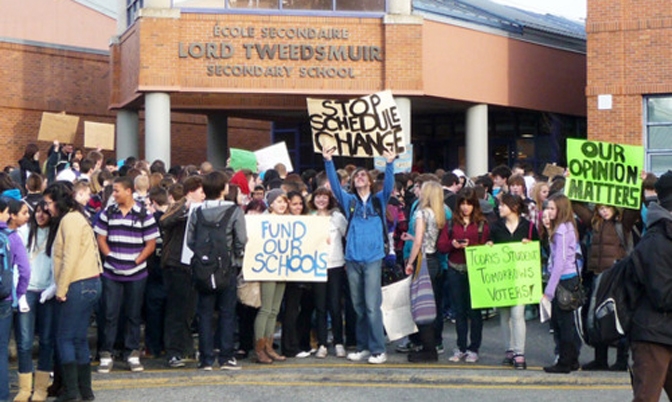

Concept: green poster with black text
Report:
left=465, top=242, right=542, bottom=309
left=566, top=138, right=644, bottom=209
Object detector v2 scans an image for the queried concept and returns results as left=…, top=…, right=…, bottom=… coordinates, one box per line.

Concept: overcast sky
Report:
left=491, top=0, right=586, bottom=21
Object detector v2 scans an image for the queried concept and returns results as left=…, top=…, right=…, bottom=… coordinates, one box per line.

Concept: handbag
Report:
left=236, top=273, right=261, bottom=308
left=555, top=257, right=585, bottom=311
left=409, top=252, right=437, bottom=325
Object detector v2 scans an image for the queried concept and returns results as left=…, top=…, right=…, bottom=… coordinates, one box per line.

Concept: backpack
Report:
left=345, top=196, right=390, bottom=255
left=190, top=206, right=237, bottom=293
left=577, top=252, right=642, bottom=347
left=0, top=228, right=14, bottom=300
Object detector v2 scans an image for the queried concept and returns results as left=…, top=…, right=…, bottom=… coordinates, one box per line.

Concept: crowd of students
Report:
left=0, top=140, right=664, bottom=401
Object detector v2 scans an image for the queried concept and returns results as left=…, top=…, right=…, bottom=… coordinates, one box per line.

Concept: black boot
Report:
left=544, top=342, right=576, bottom=374
left=78, top=364, right=95, bottom=401
left=582, top=345, right=609, bottom=371
left=48, top=363, right=64, bottom=397
left=55, top=362, right=81, bottom=402
left=609, top=341, right=629, bottom=371
left=408, top=325, right=438, bottom=363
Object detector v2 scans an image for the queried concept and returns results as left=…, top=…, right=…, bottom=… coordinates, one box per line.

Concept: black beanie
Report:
left=655, top=170, right=672, bottom=210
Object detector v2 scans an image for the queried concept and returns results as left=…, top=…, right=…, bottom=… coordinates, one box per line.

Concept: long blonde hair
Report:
left=419, top=181, right=446, bottom=229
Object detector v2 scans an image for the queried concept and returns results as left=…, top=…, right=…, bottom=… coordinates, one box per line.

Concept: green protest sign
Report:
left=465, top=242, right=542, bottom=309
left=566, top=138, right=644, bottom=209
left=229, top=148, right=258, bottom=172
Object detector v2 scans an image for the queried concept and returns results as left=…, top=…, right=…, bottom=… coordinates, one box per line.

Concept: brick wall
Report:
left=587, top=0, right=672, bottom=144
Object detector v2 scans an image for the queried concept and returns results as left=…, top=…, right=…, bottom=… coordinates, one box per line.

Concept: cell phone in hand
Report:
left=457, top=239, right=468, bottom=244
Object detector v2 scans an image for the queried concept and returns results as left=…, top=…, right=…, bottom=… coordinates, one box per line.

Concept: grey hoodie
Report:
left=186, top=200, right=247, bottom=267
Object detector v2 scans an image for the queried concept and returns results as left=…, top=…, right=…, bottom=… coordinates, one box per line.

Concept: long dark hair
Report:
left=452, top=187, right=486, bottom=226
left=44, top=181, right=81, bottom=257
left=27, top=200, right=50, bottom=251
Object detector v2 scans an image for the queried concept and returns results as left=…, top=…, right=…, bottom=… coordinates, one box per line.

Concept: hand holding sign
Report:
left=383, top=148, right=396, bottom=164
left=322, top=144, right=336, bottom=161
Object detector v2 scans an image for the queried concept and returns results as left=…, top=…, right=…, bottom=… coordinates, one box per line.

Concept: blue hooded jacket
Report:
left=325, top=159, right=394, bottom=263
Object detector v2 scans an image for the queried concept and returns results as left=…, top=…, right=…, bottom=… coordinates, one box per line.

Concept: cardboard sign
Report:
left=542, top=163, right=565, bottom=179
left=255, top=142, right=294, bottom=173
left=229, top=148, right=258, bottom=172
left=465, top=242, right=542, bottom=309
left=242, top=215, right=330, bottom=282
left=84, top=121, right=115, bottom=150
left=307, top=90, right=406, bottom=158
left=37, top=112, right=79, bottom=143
left=374, top=144, right=413, bottom=173
left=566, top=139, right=644, bottom=209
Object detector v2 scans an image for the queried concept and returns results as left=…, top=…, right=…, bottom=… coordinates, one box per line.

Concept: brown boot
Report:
left=266, top=337, right=286, bottom=361
left=255, top=338, right=273, bottom=364
left=31, top=371, right=51, bottom=402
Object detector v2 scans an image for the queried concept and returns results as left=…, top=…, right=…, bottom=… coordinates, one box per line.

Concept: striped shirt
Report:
left=94, top=202, right=160, bottom=282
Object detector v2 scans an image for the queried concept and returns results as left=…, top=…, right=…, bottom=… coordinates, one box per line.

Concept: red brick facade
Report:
left=587, top=0, right=672, bottom=145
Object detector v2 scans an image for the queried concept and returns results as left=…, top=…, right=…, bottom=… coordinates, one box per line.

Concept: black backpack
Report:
left=190, top=206, right=236, bottom=293
left=577, top=252, right=642, bottom=347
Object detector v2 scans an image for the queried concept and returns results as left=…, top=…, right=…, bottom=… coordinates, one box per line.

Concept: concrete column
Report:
left=394, top=96, right=412, bottom=151
left=145, top=92, right=171, bottom=168
left=116, top=109, right=139, bottom=161
left=466, top=104, right=488, bottom=177
left=116, top=0, right=127, bottom=35
left=388, top=0, right=411, bottom=15
left=207, top=114, right=229, bottom=169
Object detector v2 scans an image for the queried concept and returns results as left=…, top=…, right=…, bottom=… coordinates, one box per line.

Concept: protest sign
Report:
left=307, top=90, right=406, bottom=158
left=243, top=215, right=330, bottom=282
left=37, top=112, right=79, bottom=143
left=229, top=148, right=258, bottom=172
left=84, top=121, right=115, bottom=150
left=542, top=163, right=565, bottom=179
left=381, top=276, right=418, bottom=342
left=374, top=144, right=413, bottom=173
left=255, top=142, right=294, bottom=173
left=566, top=138, right=644, bottom=209
left=465, top=242, right=542, bottom=309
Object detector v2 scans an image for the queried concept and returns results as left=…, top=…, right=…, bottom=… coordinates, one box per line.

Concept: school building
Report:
left=1, top=0, right=589, bottom=175
left=586, top=0, right=672, bottom=175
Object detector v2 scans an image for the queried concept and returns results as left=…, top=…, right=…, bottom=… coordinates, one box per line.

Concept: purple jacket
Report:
left=0, top=221, right=30, bottom=302
left=544, top=222, right=578, bottom=299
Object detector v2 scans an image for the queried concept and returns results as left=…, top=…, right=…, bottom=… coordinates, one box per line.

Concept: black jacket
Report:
left=489, top=217, right=539, bottom=244
left=629, top=202, right=672, bottom=346
left=159, top=199, right=191, bottom=270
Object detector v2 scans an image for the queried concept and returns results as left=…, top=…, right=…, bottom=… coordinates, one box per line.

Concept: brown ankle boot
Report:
left=255, top=338, right=273, bottom=364
left=265, top=337, right=286, bottom=361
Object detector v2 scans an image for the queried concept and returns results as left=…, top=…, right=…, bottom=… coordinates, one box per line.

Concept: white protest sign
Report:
left=375, top=144, right=413, bottom=173
left=307, top=90, right=407, bottom=158
left=381, top=276, right=417, bottom=342
left=242, top=215, right=330, bottom=282
left=255, top=142, right=294, bottom=173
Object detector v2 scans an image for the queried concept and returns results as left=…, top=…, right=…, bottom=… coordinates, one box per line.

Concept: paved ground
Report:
left=9, top=312, right=640, bottom=401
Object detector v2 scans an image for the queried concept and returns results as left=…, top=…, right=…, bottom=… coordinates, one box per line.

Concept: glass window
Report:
left=336, top=0, right=384, bottom=11
left=283, top=0, right=332, bottom=10
left=229, top=0, right=279, bottom=9
left=645, top=96, right=672, bottom=174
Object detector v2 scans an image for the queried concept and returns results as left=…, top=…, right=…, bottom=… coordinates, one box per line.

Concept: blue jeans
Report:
left=346, top=260, right=385, bottom=355
left=56, top=277, right=101, bottom=365
left=196, top=274, right=237, bottom=366
left=0, top=300, right=13, bottom=401
left=447, top=267, right=483, bottom=353
left=102, top=276, right=146, bottom=354
left=14, top=291, right=56, bottom=372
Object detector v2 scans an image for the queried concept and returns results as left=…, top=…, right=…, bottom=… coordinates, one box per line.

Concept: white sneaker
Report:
left=347, top=350, right=371, bottom=361
left=465, top=350, right=479, bottom=363
left=448, top=349, right=466, bottom=362
left=315, top=345, right=328, bottom=359
left=368, top=353, right=387, bottom=364
left=335, top=344, right=346, bottom=358
left=295, top=351, right=312, bottom=358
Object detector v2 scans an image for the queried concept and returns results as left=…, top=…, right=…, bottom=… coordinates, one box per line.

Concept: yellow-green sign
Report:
left=465, top=242, right=542, bottom=309
left=566, top=138, right=643, bottom=209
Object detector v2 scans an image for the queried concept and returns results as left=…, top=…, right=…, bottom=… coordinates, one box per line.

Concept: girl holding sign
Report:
left=310, top=187, right=348, bottom=359
left=488, top=194, right=539, bottom=370
left=437, top=188, right=490, bottom=364
left=542, top=193, right=581, bottom=373
left=253, top=189, right=289, bottom=364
